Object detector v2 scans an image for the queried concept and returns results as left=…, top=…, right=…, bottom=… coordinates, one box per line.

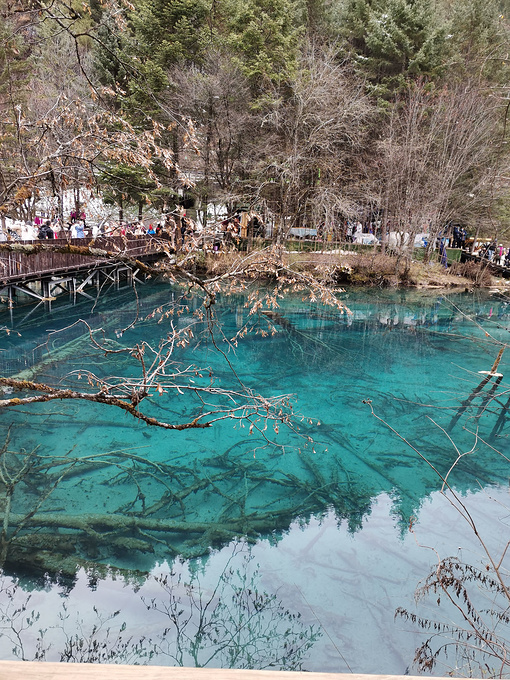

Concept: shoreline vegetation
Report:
left=195, top=247, right=503, bottom=291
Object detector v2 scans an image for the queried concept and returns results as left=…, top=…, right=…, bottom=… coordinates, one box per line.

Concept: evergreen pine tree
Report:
left=227, top=0, right=301, bottom=93
left=0, top=0, right=35, bottom=213
left=447, top=0, right=510, bottom=83
left=341, top=0, right=450, bottom=98
left=132, top=0, right=210, bottom=69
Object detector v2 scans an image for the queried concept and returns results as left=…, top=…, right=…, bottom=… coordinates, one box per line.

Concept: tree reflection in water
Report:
left=0, top=543, right=321, bottom=669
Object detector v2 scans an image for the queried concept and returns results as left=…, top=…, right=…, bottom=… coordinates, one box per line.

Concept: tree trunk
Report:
left=74, top=168, right=80, bottom=216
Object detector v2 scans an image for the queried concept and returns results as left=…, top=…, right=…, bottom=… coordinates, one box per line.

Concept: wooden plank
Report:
left=0, top=663, right=442, bottom=680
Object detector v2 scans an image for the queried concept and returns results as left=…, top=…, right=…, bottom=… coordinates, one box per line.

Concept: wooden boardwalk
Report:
left=0, top=236, right=166, bottom=306
left=0, top=236, right=162, bottom=284
left=0, top=663, right=451, bottom=680
left=460, top=250, right=510, bottom=278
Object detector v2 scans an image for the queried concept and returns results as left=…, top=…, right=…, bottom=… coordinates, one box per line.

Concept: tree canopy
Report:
left=1, top=0, right=510, bottom=244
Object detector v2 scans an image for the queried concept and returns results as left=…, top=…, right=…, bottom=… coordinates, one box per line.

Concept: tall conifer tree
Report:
left=341, top=0, right=449, bottom=98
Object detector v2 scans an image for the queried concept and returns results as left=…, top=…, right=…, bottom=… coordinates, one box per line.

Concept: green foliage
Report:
left=93, top=8, right=167, bottom=123
left=0, top=1, right=32, bottom=107
left=2, top=0, right=510, bottom=236
left=99, top=163, right=157, bottom=215
left=132, top=0, right=210, bottom=68
left=128, top=0, right=301, bottom=96
left=94, top=14, right=133, bottom=94
left=0, top=3, right=43, bottom=215
left=341, top=0, right=451, bottom=98
left=294, top=0, right=335, bottom=37
left=227, top=0, right=302, bottom=91
left=448, top=0, right=510, bottom=83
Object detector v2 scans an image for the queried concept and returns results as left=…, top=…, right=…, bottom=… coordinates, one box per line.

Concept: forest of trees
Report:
left=2, top=0, right=510, bottom=247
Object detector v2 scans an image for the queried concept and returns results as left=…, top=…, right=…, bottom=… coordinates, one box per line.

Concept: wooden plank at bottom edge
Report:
left=0, top=663, right=454, bottom=680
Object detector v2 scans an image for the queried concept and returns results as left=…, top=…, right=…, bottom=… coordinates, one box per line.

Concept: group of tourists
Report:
left=1, top=213, right=90, bottom=241
left=345, top=221, right=366, bottom=242
left=451, top=225, right=468, bottom=249
left=0, top=206, right=201, bottom=247
left=474, top=241, right=510, bottom=267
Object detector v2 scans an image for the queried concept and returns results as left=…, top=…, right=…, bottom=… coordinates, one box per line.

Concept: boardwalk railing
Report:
left=0, top=236, right=163, bottom=285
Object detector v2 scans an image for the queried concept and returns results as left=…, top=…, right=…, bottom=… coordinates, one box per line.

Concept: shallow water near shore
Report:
left=0, top=282, right=509, bottom=673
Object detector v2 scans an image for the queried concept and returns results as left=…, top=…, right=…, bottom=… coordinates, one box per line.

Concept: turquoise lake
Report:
left=0, top=281, right=509, bottom=673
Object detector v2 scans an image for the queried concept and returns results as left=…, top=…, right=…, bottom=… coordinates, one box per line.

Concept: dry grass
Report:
left=192, top=248, right=496, bottom=289
left=449, top=260, right=494, bottom=287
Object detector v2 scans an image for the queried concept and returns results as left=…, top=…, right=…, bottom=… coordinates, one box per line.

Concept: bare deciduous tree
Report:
left=250, top=41, right=374, bottom=238
left=372, top=81, right=507, bottom=265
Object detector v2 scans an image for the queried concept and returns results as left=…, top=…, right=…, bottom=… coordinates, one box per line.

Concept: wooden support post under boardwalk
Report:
left=448, top=346, right=505, bottom=431
left=0, top=663, right=460, bottom=680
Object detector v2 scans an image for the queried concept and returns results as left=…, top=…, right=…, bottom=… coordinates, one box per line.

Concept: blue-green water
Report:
left=0, top=282, right=509, bottom=673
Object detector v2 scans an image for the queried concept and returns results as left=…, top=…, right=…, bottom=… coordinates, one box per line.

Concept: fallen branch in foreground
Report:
left=0, top=378, right=210, bottom=430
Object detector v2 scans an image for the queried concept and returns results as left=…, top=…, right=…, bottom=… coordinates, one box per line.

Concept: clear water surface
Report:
left=0, top=281, right=509, bottom=674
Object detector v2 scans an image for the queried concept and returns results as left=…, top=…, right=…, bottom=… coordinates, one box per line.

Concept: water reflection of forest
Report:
left=0, top=286, right=509, bottom=580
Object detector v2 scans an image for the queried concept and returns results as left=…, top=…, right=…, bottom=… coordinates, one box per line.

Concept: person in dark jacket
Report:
left=38, top=221, right=54, bottom=239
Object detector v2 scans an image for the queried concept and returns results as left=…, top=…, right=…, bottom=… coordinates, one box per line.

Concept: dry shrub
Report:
left=201, top=251, right=242, bottom=276
left=285, top=252, right=349, bottom=283
left=201, top=250, right=350, bottom=284
left=449, top=260, right=493, bottom=287
left=344, top=252, right=409, bottom=286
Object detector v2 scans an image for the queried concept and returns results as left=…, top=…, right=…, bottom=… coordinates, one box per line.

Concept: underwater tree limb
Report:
left=7, top=512, right=278, bottom=535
